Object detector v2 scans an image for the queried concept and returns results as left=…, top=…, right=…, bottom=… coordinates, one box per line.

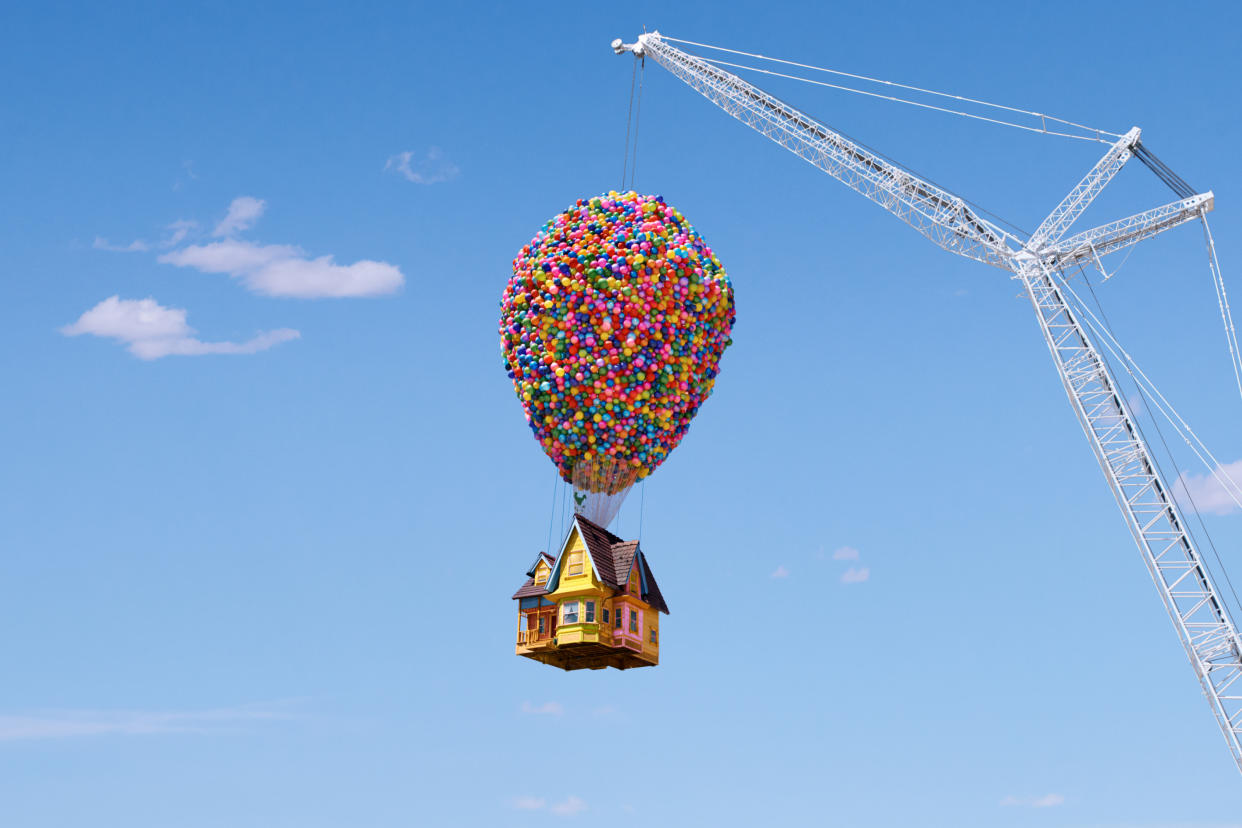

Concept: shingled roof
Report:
left=572, top=515, right=670, bottom=615
left=637, top=550, right=669, bottom=614
left=511, top=578, right=549, bottom=600
left=513, top=552, right=556, bottom=600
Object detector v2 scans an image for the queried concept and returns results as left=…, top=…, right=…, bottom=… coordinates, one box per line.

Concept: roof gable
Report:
left=532, top=514, right=669, bottom=613
left=637, top=551, right=670, bottom=614
left=525, top=551, right=554, bottom=578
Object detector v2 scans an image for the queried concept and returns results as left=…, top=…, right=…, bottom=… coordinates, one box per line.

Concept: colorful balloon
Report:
left=500, top=191, right=735, bottom=522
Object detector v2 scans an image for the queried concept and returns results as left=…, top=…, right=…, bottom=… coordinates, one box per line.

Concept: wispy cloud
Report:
left=164, top=219, right=197, bottom=247
left=511, top=795, right=587, bottom=817
left=0, top=704, right=291, bottom=743
left=61, top=296, right=299, bottom=360
left=1174, top=459, right=1242, bottom=516
left=550, top=796, right=587, bottom=816
left=840, top=566, right=870, bottom=584
left=512, top=796, right=546, bottom=811
left=213, top=196, right=266, bottom=237
left=160, top=239, right=403, bottom=298
left=172, top=159, right=198, bottom=191
left=832, top=546, right=859, bottom=561
left=770, top=565, right=790, bottom=579
left=93, top=236, right=151, bottom=253
left=94, top=219, right=199, bottom=253
left=95, top=196, right=404, bottom=299
left=1000, top=793, right=1064, bottom=808
left=520, top=701, right=563, bottom=715
left=385, top=147, right=459, bottom=185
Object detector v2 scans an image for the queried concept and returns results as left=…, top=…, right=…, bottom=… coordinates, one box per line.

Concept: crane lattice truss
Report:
left=614, top=31, right=1242, bottom=774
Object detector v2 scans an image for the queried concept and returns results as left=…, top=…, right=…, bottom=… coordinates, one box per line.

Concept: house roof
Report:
left=637, top=550, right=669, bottom=614
left=524, top=551, right=555, bottom=578
left=575, top=516, right=625, bottom=587
left=513, top=552, right=555, bottom=599
left=572, top=514, right=670, bottom=615
left=511, top=578, right=549, bottom=600
left=516, top=515, right=670, bottom=614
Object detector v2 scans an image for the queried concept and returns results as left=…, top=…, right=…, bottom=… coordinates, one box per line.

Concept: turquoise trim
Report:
left=525, top=552, right=546, bottom=577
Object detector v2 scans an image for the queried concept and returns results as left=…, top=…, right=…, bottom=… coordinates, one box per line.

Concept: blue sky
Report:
left=3, top=1, right=1242, bottom=825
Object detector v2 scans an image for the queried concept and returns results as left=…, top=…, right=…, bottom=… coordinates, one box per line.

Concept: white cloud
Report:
left=520, top=701, right=563, bottom=715
left=841, top=566, right=870, bottom=584
left=1175, top=459, right=1242, bottom=516
left=0, top=705, right=289, bottom=742
left=511, top=796, right=546, bottom=811
left=832, top=546, right=859, bottom=561
left=160, top=238, right=404, bottom=298
left=61, top=296, right=299, bottom=361
left=172, top=159, right=198, bottom=192
left=213, top=196, right=266, bottom=237
left=93, top=236, right=150, bottom=253
left=1000, top=793, right=1064, bottom=808
left=94, top=220, right=197, bottom=253
left=511, top=795, right=587, bottom=817
left=164, top=219, right=197, bottom=247
left=385, top=147, right=459, bottom=184
left=96, top=196, right=403, bottom=299
left=770, top=565, right=790, bottom=579
left=550, top=796, right=587, bottom=817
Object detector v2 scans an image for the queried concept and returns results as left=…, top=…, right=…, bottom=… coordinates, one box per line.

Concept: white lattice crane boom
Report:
left=614, top=31, right=1242, bottom=775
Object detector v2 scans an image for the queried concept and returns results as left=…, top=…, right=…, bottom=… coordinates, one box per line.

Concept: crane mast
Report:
left=615, top=31, right=1242, bottom=774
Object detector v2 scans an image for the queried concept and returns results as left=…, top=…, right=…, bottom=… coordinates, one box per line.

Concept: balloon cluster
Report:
left=500, top=191, right=736, bottom=483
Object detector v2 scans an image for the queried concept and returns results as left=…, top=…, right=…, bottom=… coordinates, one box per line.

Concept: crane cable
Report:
left=662, top=35, right=1121, bottom=143
left=620, top=57, right=637, bottom=189
left=1202, top=215, right=1242, bottom=407
left=620, top=56, right=646, bottom=191
left=1052, top=268, right=1242, bottom=617
left=1072, top=261, right=1242, bottom=620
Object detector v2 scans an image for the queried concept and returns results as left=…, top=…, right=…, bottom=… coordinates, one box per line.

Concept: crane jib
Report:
left=615, top=30, right=1242, bottom=775
left=687, top=54, right=1008, bottom=248
left=645, top=39, right=1014, bottom=261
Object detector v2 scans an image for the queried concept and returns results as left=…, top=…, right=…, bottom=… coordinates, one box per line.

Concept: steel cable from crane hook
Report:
left=630, top=58, right=644, bottom=191
left=621, top=56, right=638, bottom=189
left=1055, top=267, right=1242, bottom=618
left=662, top=35, right=1121, bottom=143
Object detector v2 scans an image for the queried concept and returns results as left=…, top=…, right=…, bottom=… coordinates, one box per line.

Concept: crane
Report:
left=613, top=31, right=1242, bottom=775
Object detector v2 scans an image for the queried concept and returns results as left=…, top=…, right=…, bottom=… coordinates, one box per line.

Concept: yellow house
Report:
left=513, top=514, right=669, bottom=671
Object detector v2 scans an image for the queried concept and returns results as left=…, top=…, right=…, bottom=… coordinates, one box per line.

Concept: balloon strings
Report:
left=545, top=470, right=558, bottom=557
left=638, top=480, right=646, bottom=540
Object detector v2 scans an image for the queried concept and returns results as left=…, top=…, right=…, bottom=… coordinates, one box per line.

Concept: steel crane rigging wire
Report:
left=1064, top=260, right=1242, bottom=624
left=660, top=34, right=1122, bottom=143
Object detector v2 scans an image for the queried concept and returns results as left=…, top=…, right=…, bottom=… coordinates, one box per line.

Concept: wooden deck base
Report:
left=517, top=640, right=656, bottom=671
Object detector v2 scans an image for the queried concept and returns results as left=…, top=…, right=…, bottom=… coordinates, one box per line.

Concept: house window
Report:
left=614, top=609, right=622, bottom=629
left=567, top=551, right=584, bottom=576
left=602, top=608, right=610, bottom=625
left=650, top=629, right=657, bottom=644
left=538, top=616, right=545, bottom=634
left=585, top=601, right=595, bottom=623
left=534, top=569, right=547, bottom=585
left=563, top=601, right=579, bottom=624
left=629, top=611, right=638, bottom=633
